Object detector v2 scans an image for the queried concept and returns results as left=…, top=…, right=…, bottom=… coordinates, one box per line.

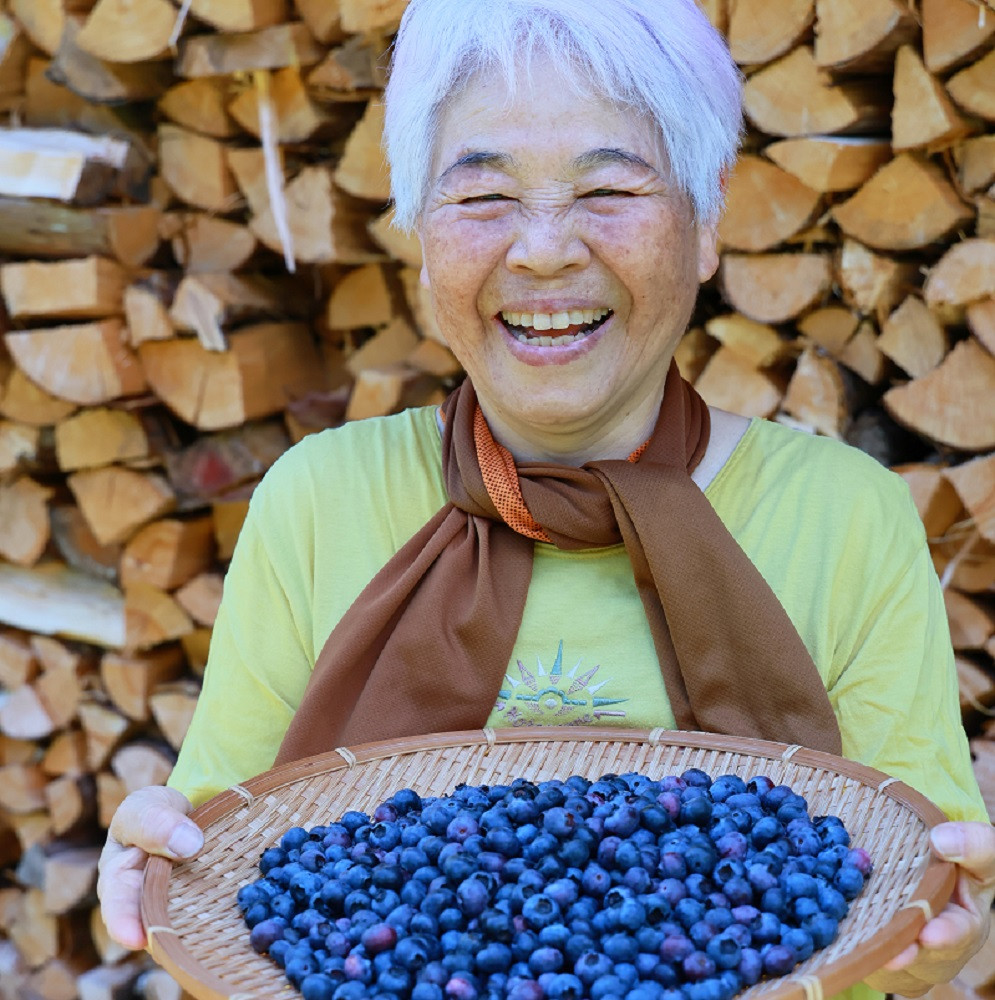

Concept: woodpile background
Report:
left=0, top=0, right=993, bottom=996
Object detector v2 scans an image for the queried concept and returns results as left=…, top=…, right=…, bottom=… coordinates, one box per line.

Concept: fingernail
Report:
left=167, top=822, right=203, bottom=858
left=931, top=825, right=964, bottom=861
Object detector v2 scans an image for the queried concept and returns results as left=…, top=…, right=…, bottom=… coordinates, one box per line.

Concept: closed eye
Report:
left=582, top=188, right=634, bottom=198
left=461, top=193, right=510, bottom=203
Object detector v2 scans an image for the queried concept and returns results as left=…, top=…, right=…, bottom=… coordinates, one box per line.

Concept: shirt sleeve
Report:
left=166, top=463, right=317, bottom=808
left=828, top=485, right=988, bottom=824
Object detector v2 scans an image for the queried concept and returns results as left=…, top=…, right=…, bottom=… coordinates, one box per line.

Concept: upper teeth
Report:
left=501, top=308, right=610, bottom=330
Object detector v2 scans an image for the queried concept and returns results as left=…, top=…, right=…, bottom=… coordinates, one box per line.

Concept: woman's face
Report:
left=418, top=60, right=719, bottom=456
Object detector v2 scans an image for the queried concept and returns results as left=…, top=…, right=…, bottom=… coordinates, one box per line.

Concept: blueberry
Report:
left=574, top=950, right=613, bottom=985
left=546, top=972, right=585, bottom=999
left=604, top=804, right=641, bottom=838
left=659, top=934, right=694, bottom=962
left=682, top=950, right=717, bottom=982
left=505, top=980, right=543, bottom=1000
left=834, top=865, right=865, bottom=900
left=528, top=946, right=563, bottom=975
left=282, top=827, right=310, bottom=852
left=590, top=973, right=627, bottom=1000
left=581, top=864, right=611, bottom=897
left=705, top=932, right=742, bottom=970
left=762, top=942, right=798, bottom=977
left=286, top=954, right=321, bottom=989
left=682, top=769, right=712, bottom=788
left=780, top=926, right=815, bottom=961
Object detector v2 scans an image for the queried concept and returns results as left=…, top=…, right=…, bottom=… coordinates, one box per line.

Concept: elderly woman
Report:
left=99, top=0, right=994, bottom=995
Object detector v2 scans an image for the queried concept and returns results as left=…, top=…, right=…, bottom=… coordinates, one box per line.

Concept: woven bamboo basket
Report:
left=141, top=728, right=955, bottom=1000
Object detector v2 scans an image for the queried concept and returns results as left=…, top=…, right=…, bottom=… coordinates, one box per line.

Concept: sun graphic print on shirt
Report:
left=493, top=640, right=628, bottom=726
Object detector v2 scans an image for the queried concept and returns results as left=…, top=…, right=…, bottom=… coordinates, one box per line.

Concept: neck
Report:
left=480, top=383, right=667, bottom=465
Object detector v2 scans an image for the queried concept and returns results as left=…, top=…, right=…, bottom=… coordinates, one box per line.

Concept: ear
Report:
left=696, top=218, right=720, bottom=284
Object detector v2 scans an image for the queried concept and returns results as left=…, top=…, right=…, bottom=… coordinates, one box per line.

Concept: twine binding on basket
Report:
left=648, top=727, right=667, bottom=747
left=905, top=898, right=934, bottom=922
left=482, top=727, right=496, bottom=748
left=145, top=925, right=178, bottom=937
left=781, top=745, right=803, bottom=761
left=792, top=974, right=823, bottom=1000
left=228, top=784, right=255, bottom=807
left=335, top=746, right=358, bottom=769
left=877, top=777, right=900, bottom=793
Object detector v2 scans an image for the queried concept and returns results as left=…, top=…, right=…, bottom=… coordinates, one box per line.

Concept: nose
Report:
left=505, top=208, right=590, bottom=275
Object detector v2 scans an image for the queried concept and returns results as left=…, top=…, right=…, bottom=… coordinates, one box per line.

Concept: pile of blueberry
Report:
left=237, top=770, right=872, bottom=1000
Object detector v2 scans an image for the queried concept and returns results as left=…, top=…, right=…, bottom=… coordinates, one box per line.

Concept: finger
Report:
left=931, top=822, right=995, bottom=886
left=108, top=786, right=202, bottom=860
left=883, top=943, right=919, bottom=971
left=917, top=901, right=983, bottom=953
left=96, top=842, right=149, bottom=950
left=863, top=965, right=932, bottom=997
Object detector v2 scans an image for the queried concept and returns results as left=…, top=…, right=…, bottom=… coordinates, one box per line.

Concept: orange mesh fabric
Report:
left=473, top=407, right=551, bottom=542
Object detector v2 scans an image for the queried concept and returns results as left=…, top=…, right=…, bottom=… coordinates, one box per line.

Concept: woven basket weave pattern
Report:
left=143, top=731, right=953, bottom=1000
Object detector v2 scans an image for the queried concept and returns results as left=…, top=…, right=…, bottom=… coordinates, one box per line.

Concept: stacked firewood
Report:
left=0, top=0, right=992, bottom=995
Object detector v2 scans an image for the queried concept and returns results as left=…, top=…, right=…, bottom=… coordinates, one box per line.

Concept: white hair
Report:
left=384, top=0, right=743, bottom=230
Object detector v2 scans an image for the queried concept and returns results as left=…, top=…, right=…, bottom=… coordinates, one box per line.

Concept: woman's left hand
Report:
left=863, top=821, right=995, bottom=997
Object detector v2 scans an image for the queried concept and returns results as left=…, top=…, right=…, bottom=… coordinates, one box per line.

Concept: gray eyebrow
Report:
left=572, top=148, right=656, bottom=172
left=438, top=151, right=517, bottom=183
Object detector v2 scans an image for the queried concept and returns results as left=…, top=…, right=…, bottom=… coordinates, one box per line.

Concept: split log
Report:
left=967, top=300, right=995, bottom=355
left=924, top=239, right=995, bottom=308
left=174, top=573, right=223, bottom=626
left=407, top=339, right=462, bottom=379
left=814, top=0, right=917, bottom=72
left=334, top=99, right=390, bottom=203
left=1, top=257, right=126, bottom=321
left=339, top=0, right=406, bottom=33
left=718, top=155, right=821, bottom=252
left=95, top=773, right=126, bottom=829
left=307, top=36, right=383, bottom=99
left=0, top=420, right=40, bottom=476
left=4, top=321, right=147, bottom=406
left=44, top=774, right=95, bottom=836
left=0, top=129, right=140, bottom=205
left=0, top=561, right=125, bottom=650
left=42, top=730, right=88, bottom=777
left=7, top=889, right=58, bottom=967
left=158, top=79, right=241, bottom=140
left=832, top=154, right=974, bottom=251
left=742, top=47, right=890, bottom=137
left=0, top=632, right=36, bottom=689
left=893, top=45, right=972, bottom=151
left=295, top=0, right=345, bottom=43
left=0, top=686, right=55, bottom=741
left=797, top=306, right=859, bottom=355
left=124, top=274, right=176, bottom=347
left=945, top=453, right=995, bottom=543
left=161, top=214, right=258, bottom=274
left=0, top=17, right=30, bottom=102
left=139, top=322, right=325, bottom=430
left=43, top=847, right=99, bottom=915
left=922, top=0, right=995, bottom=74
left=328, top=264, right=395, bottom=329
left=346, top=319, right=420, bottom=376
left=119, top=518, right=215, bottom=591
left=693, top=348, right=784, bottom=418
left=726, top=0, right=813, bottom=66
left=0, top=764, right=46, bottom=814
left=0, top=478, right=52, bottom=567
left=90, top=907, right=131, bottom=967
left=719, top=252, right=832, bottom=323
left=54, top=408, right=149, bottom=472
left=0, top=198, right=161, bottom=267
left=77, top=960, right=144, bottom=1000
left=836, top=239, right=918, bottom=321
left=954, top=136, right=995, bottom=194
left=125, top=583, right=193, bottom=650
left=75, top=0, right=176, bottom=63
left=48, top=16, right=174, bottom=104
left=249, top=165, right=380, bottom=264
left=68, top=467, right=176, bottom=547
left=345, top=365, right=413, bottom=421
left=111, top=741, right=174, bottom=793
left=176, top=23, right=325, bottom=78
left=878, top=297, right=949, bottom=378
left=883, top=339, right=995, bottom=451
left=78, top=698, right=132, bottom=771
left=781, top=347, right=848, bottom=437
left=134, top=967, right=194, bottom=1000
left=159, top=125, right=239, bottom=214
left=228, top=66, right=340, bottom=143
left=703, top=314, right=792, bottom=369
left=0, top=366, right=76, bottom=426
left=211, top=493, right=252, bottom=560
left=948, top=50, right=995, bottom=123
left=369, top=209, right=423, bottom=268
left=945, top=589, right=995, bottom=649
left=225, top=146, right=271, bottom=215
left=50, top=505, right=122, bottom=584
left=765, top=137, right=891, bottom=193
left=9, top=0, right=63, bottom=58
left=187, top=0, right=290, bottom=32
left=180, top=628, right=212, bottom=676
left=165, top=423, right=288, bottom=501
left=101, top=647, right=185, bottom=722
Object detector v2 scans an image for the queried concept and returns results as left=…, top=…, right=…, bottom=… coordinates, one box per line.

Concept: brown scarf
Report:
left=276, top=362, right=841, bottom=765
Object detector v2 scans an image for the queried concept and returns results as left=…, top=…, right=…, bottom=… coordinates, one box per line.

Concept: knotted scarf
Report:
left=276, top=361, right=841, bottom=765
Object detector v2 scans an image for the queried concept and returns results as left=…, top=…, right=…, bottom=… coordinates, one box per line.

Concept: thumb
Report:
left=931, top=822, right=995, bottom=886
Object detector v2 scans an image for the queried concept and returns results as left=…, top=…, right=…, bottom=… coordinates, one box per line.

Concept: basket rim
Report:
left=142, top=727, right=957, bottom=1000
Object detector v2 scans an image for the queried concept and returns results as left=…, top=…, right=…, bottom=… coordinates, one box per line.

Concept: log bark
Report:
left=176, top=22, right=325, bottom=78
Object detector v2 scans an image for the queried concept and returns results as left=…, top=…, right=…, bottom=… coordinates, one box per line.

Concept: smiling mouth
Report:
left=499, top=308, right=613, bottom=346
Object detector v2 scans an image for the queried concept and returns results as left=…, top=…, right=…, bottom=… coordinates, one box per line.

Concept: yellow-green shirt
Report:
left=169, top=405, right=986, bottom=828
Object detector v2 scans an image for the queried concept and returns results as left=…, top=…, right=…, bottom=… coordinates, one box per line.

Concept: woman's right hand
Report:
left=97, top=785, right=203, bottom=950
